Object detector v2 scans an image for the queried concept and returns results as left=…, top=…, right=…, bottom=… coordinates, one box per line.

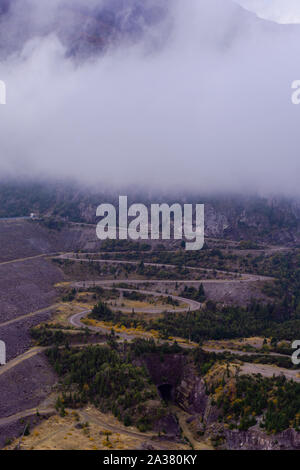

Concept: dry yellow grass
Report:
left=82, top=317, right=161, bottom=340
left=54, top=282, right=71, bottom=288
left=4, top=410, right=142, bottom=450
left=47, top=303, right=80, bottom=326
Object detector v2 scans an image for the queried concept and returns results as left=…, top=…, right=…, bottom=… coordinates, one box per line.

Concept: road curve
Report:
left=73, top=285, right=201, bottom=313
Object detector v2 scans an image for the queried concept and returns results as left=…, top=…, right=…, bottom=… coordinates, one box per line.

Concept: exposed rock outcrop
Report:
left=144, top=353, right=300, bottom=450
left=224, top=428, right=300, bottom=451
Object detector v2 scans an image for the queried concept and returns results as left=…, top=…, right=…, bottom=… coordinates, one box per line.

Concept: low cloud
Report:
left=0, top=0, right=300, bottom=196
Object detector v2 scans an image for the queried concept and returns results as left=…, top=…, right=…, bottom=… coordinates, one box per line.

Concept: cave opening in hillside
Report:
left=158, top=384, right=173, bottom=402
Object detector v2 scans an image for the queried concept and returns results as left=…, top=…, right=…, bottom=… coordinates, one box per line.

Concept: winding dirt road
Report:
left=73, top=285, right=201, bottom=313
left=59, top=253, right=274, bottom=283
left=0, top=248, right=295, bottom=445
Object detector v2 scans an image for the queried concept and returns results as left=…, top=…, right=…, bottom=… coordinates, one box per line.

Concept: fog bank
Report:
left=0, top=0, right=300, bottom=195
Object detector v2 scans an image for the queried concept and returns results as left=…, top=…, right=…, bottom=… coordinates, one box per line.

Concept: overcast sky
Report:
left=1, top=0, right=300, bottom=196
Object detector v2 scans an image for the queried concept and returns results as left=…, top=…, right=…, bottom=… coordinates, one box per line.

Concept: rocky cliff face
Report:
left=180, top=367, right=300, bottom=450
left=144, top=353, right=300, bottom=450
left=203, top=197, right=300, bottom=243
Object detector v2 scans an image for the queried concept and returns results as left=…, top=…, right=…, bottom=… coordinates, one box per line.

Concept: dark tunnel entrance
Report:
left=158, top=384, right=173, bottom=402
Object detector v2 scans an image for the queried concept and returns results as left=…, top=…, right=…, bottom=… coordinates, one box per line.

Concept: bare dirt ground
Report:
left=0, top=258, right=63, bottom=323
left=200, top=280, right=267, bottom=306
left=3, top=406, right=190, bottom=451
left=0, top=219, right=103, bottom=263
left=0, top=304, right=59, bottom=328
left=0, top=353, right=57, bottom=420
left=0, top=411, right=53, bottom=449
left=0, top=309, right=56, bottom=361
left=239, top=363, right=300, bottom=382
left=0, top=347, right=44, bottom=379
left=0, top=220, right=56, bottom=263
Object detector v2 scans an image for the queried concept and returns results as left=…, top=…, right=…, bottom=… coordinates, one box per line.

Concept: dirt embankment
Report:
left=200, top=280, right=268, bottom=306
left=0, top=258, right=63, bottom=323
left=0, top=310, right=53, bottom=361
left=224, top=428, right=300, bottom=450
left=0, top=412, right=53, bottom=449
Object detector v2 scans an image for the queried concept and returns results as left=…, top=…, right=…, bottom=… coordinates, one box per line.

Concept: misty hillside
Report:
left=0, top=181, right=299, bottom=244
